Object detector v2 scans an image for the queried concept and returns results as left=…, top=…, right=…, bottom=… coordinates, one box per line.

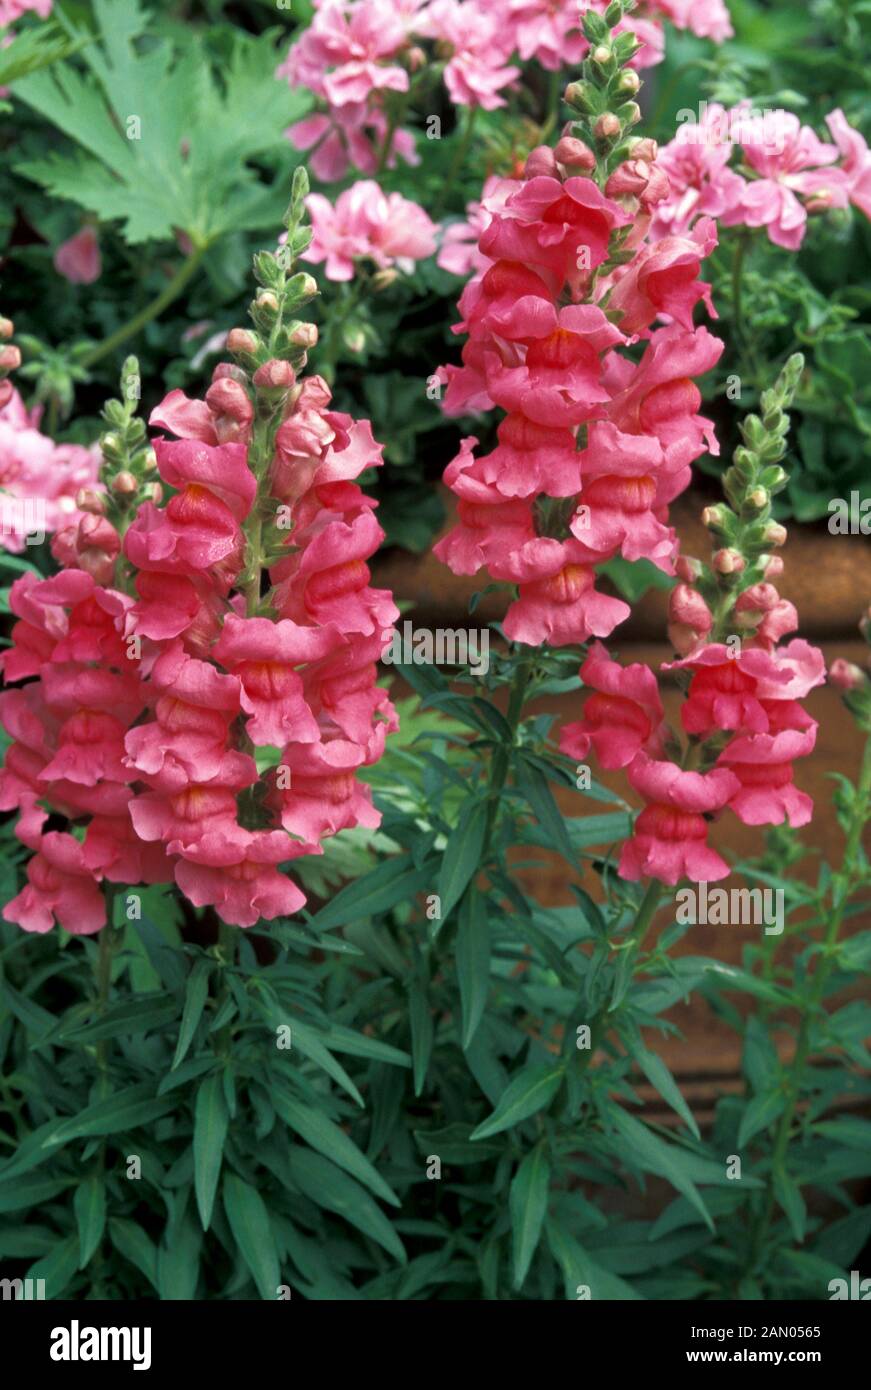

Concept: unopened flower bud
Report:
left=227, top=327, right=259, bottom=356
left=763, top=555, right=784, bottom=579
left=111, top=471, right=138, bottom=496
left=0, top=380, right=12, bottom=410
left=591, top=45, right=611, bottom=64
left=618, top=70, right=641, bottom=95
left=256, top=291, right=280, bottom=313
left=829, top=659, right=868, bottom=693
left=101, top=433, right=120, bottom=454
left=675, top=555, right=703, bottom=583
left=407, top=44, right=426, bottom=71
left=605, top=159, right=649, bottom=199
left=668, top=584, right=713, bottom=654
left=295, top=274, right=318, bottom=298
left=630, top=138, right=659, bottom=162
left=748, top=487, right=769, bottom=509
left=702, top=504, right=727, bottom=531
left=370, top=267, right=400, bottom=291
left=553, top=136, right=596, bottom=171
left=0, top=345, right=21, bottom=371
left=595, top=113, right=622, bottom=140
left=142, top=446, right=158, bottom=473
left=75, top=487, right=106, bottom=515
left=713, top=548, right=745, bottom=575
left=205, top=377, right=254, bottom=426
left=620, top=102, right=642, bottom=127
left=0, top=317, right=13, bottom=340
left=289, top=322, right=318, bottom=348
left=525, top=145, right=558, bottom=179
left=765, top=521, right=788, bottom=546
left=148, top=482, right=163, bottom=504
left=253, top=359, right=296, bottom=390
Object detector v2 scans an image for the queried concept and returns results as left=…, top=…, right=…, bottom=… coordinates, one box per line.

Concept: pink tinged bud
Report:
left=702, top=505, right=726, bottom=530
left=212, top=362, right=248, bottom=386
left=675, top=555, right=703, bottom=583
left=408, top=45, right=426, bottom=71
left=256, top=291, right=280, bottom=313
left=111, top=471, right=138, bottom=495
left=149, top=482, right=163, bottom=504
left=591, top=45, right=612, bottom=64
left=0, top=317, right=13, bottom=340
left=289, top=323, right=318, bottom=348
left=0, top=345, right=21, bottom=371
left=669, top=584, right=713, bottom=632
left=227, top=328, right=259, bottom=356
left=79, top=514, right=119, bottom=551
left=829, top=659, right=867, bottom=692
left=205, top=377, right=254, bottom=426
left=53, top=227, right=102, bottom=285
left=712, top=548, right=745, bottom=575
left=553, top=136, right=597, bottom=171
left=525, top=145, right=558, bottom=179
left=618, top=70, right=641, bottom=95
left=253, top=359, right=296, bottom=390
left=75, top=488, right=106, bottom=515
left=595, top=113, right=622, bottom=140
left=748, top=487, right=769, bottom=509
left=763, top=555, right=784, bottom=579
left=605, top=159, right=650, bottom=199
left=765, top=522, right=788, bottom=546
left=736, top=583, right=779, bottom=616
left=630, top=138, right=659, bottom=162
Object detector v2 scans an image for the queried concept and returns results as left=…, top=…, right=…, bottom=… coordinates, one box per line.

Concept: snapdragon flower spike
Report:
left=0, top=171, right=398, bottom=933
left=434, top=5, right=723, bottom=648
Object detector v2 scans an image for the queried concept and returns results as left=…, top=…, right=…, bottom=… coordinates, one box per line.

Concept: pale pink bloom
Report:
left=723, top=110, right=849, bottom=249
left=304, top=180, right=436, bottom=280
left=53, top=226, right=101, bottom=285
left=276, top=0, right=410, bottom=106
left=417, top=0, right=519, bottom=109
left=505, top=0, right=585, bottom=71
left=286, top=104, right=418, bottom=183
left=825, top=109, right=871, bottom=221
left=437, top=176, right=519, bottom=278
left=649, top=106, right=747, bottom=239
left=0, top=0, right=53, bottom=25
left=653, top=0, right=733, bottom=42
left=0, top=387, right=101, bottom=552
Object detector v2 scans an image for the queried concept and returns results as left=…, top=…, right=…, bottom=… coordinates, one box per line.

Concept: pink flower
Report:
left=437, top=176, right=520, bottom=278
left=53, top=227, right=101, bottom=285
left=606, top=217, right=718, bottom=335
left=825, top=109, right=871, bottom=221
left=649, top=104, right=747, bottom=240
left=717, top=726, right=817, bottom=827
left=304, top=181, right=436, bottom=281
left=654, top=0, right=733, bottom=42
left=174, top=830, right=307, bottom=928
left=270, top=738, right=381, bottom=845
left=606, top=323, right=723, bottom=470
left=618, top=755, right=740, bottom=884
left=276, top=0, right=410, bottom=107
left=4, top=831, right=105, bottom=935
left=212, top=615, right=339, bottom=747
left=0, top=387, right=101, bottom=552
left=503, top=557, right=630, bottom=647
left=559, top=641, right=666, bottom=767
left=479, top=176, right=631, bottom=288
left=0, top=1, right=53, bottom=22
left=505, top=0, right=585, bottom=71
left=417, top=0, right=520, bottom=109
left=723, top=109, right=849, bottom=249
left=286, top=106, right=418, bottom=183
left=576, top=422, right=680, bottom=570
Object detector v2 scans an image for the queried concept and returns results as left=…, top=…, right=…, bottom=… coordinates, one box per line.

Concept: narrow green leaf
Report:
left=510, top=1146, right=550, bottom=1289
left=193, top=1075, right=228, bottom=1230
left=273, top=1089, right=399, bottom=1207
left=546, top=1219, right=644, bottom=1300
left=157, top=1214, right=201, bottom=1300
left=774, top=1168, right=807, bottom=1243
left=26, top=1235, right=80, bottom=1299
left=738, top=1089, right=786, bottom=1147
left=172, top=958, right=212, bottom=1070
left=625, top=1032, right=700, bottom=1139
left=471, top=1063, right=564, bottom=1141
left=288, top=1148, right=406, bottom=1263
left=109, top=1217, right=159, bottom=1291
left=74, top=1175, right=106, bottom=1269
left=606, top=1108, right=714, bottom=1232
left=438, top=798, right=488, bottom=919
left=408, top=979, right=434, bottom=1097
left=41, top=1084, right=174, bottom=1147
left=456, top=887, right=490, bottom=1050
left=306, top=853, right=436, bottom=932
left=516, top=756, right=575, bottom=862
left=223, top=1173, right=280, bottom=1300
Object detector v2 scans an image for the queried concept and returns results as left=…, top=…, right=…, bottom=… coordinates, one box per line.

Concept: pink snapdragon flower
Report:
left=825, top=109, right=871, bottom=221
left=559, top=642, right=666, bottom=768
left=304, top=181, right=436, bottom=280
left=618, top=755, right=739, bottom=884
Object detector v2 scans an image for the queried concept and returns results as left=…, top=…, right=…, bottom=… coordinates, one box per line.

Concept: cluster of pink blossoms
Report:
left=0, top=270, right=398, bottom=933
left=433, top=96, right=823, bottom=883
left=0, top=0, right=52, bottom=26
left=277, top=0, right=731, bottom=182
left=651, top=103, right=871, bottom=250
left=0, top=378, right=101, bottom=553
left=303, top=180, right=437, bottom=281
left=434, top=133, right=722, bottom=648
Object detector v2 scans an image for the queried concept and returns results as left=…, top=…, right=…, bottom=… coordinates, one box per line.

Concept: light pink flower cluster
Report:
left=0, top=0, right=52, bottom=25
left=434, top=135, right=723, bottom=649
left=53, top=227, right=102, bottom=286
left=277, top=0, right=732, bottom=182
left=0, top=333, right=398, bottom=933
left=561, top=574, right=825, bottom=884
left=303, top=179, right=437, bottom=281
left=0, top=385, right=101, bottom=552
left=651, top=103, right=871, bottom=250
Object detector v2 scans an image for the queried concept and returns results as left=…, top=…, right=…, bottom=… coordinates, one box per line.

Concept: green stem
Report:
left=435, top=105, right=479, bottom=218
left=750, top=730, right=871, bottom=1270
left=482, top=652, right=535, bottom=855
left=81, top=247, right=206, bottom=370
